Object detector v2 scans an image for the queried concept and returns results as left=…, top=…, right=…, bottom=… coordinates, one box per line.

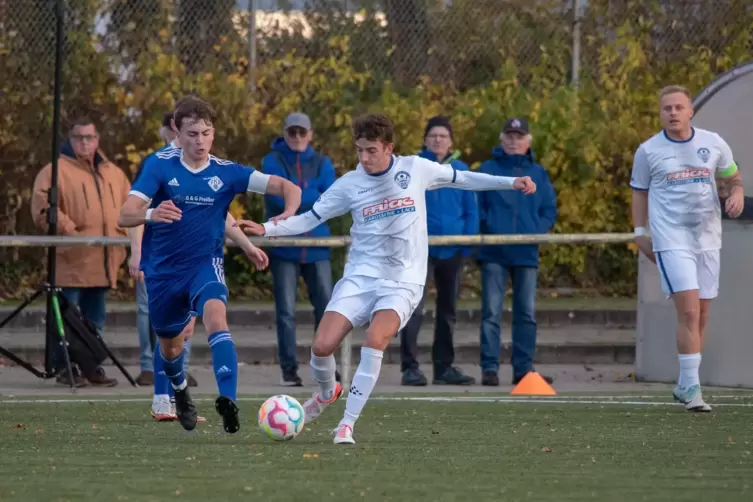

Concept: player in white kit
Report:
left=630, top=85, right=744, bottom=412
left=238, top=114, right=536, bottom=443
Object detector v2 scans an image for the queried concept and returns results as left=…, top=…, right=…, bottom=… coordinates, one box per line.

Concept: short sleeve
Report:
left=130, top=156, right=162, bottom=202
left=630, top=146, right=650, bottom=191
left=230, top=163, right=270, bottom=194
left=715, top=135, right=738, bottom=178
left=311, top=176, right=352, bottom=221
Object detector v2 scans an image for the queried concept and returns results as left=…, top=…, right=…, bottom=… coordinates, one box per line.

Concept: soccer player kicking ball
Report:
left=236, top=114, right=536, bottom=444
left=630, top=85, right=744, bottom=413
left=119, top=98, right=302, bottom=433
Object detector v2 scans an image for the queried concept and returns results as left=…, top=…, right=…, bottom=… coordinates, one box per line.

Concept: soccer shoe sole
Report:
left=173, top=389, right=199, bottom=431
left=303, top=383, right=344, bottom=424
left=685, top=397, right=712, bottom=413
left=215, top=396, right=240, bottom=434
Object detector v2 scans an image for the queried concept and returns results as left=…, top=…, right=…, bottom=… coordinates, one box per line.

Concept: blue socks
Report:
left=162, top=346, right=187, bottom=390
left=154, top=339, right=191, bottom=398
left=209, top=330, right=237, bottom=401
left=153, top=341, right=171, bottom=397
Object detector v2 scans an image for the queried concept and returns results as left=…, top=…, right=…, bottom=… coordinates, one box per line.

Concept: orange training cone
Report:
left=510, top=372, right=557, bottom=396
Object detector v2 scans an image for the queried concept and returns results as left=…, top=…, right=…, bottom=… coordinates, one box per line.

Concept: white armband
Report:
left=145, top=208, right=154, bottom=222
left=634, top=226, right=647, bottom=236
left=248, top=171, right=271, bottom=194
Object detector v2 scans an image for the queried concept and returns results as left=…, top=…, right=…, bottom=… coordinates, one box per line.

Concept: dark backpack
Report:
left=57, top=294, right=109, bottom=375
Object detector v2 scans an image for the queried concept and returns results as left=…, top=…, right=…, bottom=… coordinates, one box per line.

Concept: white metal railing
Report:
left=0, top=232, right=635, bottom=391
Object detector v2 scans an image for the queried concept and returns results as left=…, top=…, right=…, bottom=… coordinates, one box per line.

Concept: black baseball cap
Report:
left=503, top=117, right=529, bottom=134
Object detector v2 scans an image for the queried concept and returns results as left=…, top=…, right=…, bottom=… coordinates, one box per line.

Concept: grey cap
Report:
left=284, top=112, right=312, bottom=130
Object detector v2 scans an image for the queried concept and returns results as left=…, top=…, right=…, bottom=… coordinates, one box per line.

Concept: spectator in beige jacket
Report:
left=31, top=117, right=131, bottom=388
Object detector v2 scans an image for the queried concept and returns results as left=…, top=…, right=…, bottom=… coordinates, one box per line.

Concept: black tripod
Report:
left=0, top=0, right=135, bottom=391
left=0, top=284, right=77, bottom=389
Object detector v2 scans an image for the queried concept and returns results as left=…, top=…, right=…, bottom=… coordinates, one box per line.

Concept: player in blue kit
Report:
left=119, top=98, right=301, bottom=433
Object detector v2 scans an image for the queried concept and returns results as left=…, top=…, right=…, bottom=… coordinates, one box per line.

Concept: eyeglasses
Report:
left=285, top=127, right=308, bottom=138
left=70, top=134, right=98, bottom=142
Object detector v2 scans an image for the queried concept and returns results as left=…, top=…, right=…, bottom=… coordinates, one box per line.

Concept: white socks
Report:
left=341, top=347, right=383, bottom=429
left=678, top=353, right=701, bottom=387
left=310, top=352, right=337, bottom=401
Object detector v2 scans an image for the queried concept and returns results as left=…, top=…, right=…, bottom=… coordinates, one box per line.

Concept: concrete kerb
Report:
left=0, top=305, right=637, bottom=330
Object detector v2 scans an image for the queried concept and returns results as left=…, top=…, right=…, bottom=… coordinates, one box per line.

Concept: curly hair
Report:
left=352, top=113, right=394, bottom=144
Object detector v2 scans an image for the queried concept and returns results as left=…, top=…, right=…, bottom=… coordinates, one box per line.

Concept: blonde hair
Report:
left=659, top=85, right=693, bottom=102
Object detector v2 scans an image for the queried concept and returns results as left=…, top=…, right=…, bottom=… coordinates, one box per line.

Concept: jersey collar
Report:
left=365, top=155, right=395, bottom=177
left=662, top=127, right=695, bottom=144
left=180, top=151, right=211, bottom=174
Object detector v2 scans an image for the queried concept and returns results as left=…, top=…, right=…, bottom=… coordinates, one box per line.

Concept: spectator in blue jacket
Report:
left=476, top=117, right=557, bottom=387
left=262, top=113, right=336, bottom=386
left=398, top=116, right=478, bottom=386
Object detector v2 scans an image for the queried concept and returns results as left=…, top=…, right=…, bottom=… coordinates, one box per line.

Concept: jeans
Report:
left=479, top=262, right=538, bottom=379
left=270, top=258, right=333, bottom=372
left=136, top=279, right=192, bottom=373
left=399, top=255, right=461, bottom=375
left=58, top=287, right=108, bottom=371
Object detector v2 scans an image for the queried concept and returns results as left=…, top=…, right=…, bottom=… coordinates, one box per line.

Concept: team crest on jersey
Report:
left=696, top=147, right=710, bottom=163
left=394, top=171, right=411, bottom=189
left=207, top=176, right=224, bottom=192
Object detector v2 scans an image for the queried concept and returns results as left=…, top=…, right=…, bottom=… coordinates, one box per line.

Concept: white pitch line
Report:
left=1, top=396, right=752, bottom=407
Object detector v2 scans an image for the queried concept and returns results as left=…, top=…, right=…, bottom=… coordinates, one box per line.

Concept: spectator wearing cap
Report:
left=398, top=116, right=478, bottom=386
left=476, top=117, right=558, bottom=387
left=262, top=112, right=337, bottom=387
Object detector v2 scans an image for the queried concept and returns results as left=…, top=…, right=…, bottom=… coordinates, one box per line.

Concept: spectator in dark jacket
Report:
left=399, top=116, right=478, bottom=386
left=262, top=112, right=336, bottom=386
left=476, top=117, right=557, bottom=387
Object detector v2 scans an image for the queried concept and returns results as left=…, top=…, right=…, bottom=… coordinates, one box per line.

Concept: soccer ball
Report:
left=258, top=395, right=305, bottom=441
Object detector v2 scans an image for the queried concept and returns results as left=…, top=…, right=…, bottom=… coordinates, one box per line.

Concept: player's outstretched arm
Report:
left=454, top=170, right=536, bottom=194
left=238, top=175, right=350, bottom=238
left=264, top=175, right=302, bottom=222
left=423, top=160, right=535, bottom=194
left=236, top=211, right=322, bottom=238
left=118, top=196, right=182, bottom=227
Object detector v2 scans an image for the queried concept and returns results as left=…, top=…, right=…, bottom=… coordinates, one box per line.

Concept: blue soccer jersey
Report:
left=133, top=143, right=179, bottom=271
left=130, top=148, right=270, bottom=279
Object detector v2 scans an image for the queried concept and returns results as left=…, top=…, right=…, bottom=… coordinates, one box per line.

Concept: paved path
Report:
left=0, top=363, right=670, bottom=399
left=0, top=324, right=635, bottom=366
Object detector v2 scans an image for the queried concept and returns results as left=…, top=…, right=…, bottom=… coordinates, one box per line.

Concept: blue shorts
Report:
left=146, top=257, right=228, bottom=338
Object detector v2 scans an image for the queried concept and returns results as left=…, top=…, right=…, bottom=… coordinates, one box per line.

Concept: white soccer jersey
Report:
left=263, top=155, right=517, bottom=285
left=630, top=127, right=738, bottom=252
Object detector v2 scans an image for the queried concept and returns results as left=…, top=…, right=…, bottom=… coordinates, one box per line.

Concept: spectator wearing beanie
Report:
left=397, top=116, right=478, bottom=386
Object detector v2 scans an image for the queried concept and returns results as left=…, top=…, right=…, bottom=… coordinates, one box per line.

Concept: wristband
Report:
left=634, top=226, right=646, bottom=236
left=145, top=208, right=154, bottom=222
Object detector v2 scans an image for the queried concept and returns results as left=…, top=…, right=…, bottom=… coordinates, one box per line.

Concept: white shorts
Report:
left=325, top=275, right=424, bottom=331
left=655, top=249, right=720, bottom=299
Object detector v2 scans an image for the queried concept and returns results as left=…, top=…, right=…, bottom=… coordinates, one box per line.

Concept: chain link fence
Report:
left=5, top=1, right=751, bottom=93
